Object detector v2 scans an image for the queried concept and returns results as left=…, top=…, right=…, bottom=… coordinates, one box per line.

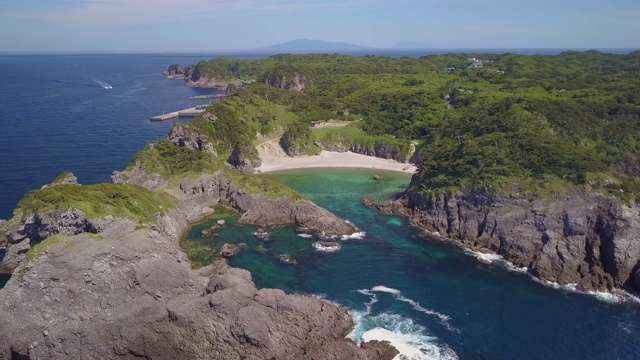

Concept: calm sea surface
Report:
left=1, top=53, right=640, bottom=359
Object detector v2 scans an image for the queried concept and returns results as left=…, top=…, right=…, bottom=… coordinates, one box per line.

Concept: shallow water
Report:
left=183, top=168, right=640, bottom=360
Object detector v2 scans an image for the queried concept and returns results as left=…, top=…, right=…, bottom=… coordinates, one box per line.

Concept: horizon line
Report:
left=1, top=47, right=639, bottom=56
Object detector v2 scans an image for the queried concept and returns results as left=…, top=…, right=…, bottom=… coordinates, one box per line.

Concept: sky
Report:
left=1, top=0, right=639, bottom=52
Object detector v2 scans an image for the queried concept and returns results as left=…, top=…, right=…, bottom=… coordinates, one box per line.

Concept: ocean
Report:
left=1, top=53, right=640, bottom=359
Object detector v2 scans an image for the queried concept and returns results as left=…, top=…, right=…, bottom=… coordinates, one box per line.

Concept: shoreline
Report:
left=255, top=150, right=417, bottom=174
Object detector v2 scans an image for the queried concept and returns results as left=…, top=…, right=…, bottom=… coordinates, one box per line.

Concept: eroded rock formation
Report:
left=378, top=188, right=640, bottom=292
left=0, top=169, right=393, bottom=359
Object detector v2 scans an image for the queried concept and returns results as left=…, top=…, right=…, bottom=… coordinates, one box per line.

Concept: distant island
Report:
left=252, top=39, right=432, bottom=53
left=390, top=42, right=432, bottom=50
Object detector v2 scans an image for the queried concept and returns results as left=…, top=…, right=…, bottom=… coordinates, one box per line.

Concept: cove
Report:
left=182, top=168, right=640, bottom=360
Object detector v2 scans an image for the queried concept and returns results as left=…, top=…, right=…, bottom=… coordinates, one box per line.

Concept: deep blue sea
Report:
left=2, top=52, right=640, bottom=358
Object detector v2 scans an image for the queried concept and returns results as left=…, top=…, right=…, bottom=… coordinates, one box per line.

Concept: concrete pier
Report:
left=150, top=107, right=204, bottom=121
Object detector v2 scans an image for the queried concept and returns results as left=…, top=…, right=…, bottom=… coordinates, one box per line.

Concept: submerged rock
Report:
left=363, top=198, right=375, bottom=207
left=278, top=254, right=298, bottom=265
left=318, top=241, right=339, bottom=250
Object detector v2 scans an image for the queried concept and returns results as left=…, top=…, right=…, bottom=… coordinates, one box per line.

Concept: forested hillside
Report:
left=171, top=51, right=640, bottom=203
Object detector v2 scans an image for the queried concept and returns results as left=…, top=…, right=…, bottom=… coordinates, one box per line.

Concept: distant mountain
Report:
left=255, top=39, right=374, bottom=53
left=391, top=42, right=432, bottom=50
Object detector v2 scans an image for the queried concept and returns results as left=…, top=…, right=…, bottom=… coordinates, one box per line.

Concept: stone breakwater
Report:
left=376, top=188, right=640, bottom=294
left=0, top=168, right=396, bottom=359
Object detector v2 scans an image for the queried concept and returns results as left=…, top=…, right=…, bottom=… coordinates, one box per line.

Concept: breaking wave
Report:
left=341, top=231, right=366, bottom=240
left=313, top=241, right=342, bottom=253
left=464, top=249, right=640, bottom=304
left=349, top=310, right=458, bottom=360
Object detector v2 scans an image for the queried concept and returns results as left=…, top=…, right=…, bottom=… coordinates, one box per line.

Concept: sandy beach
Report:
left=255, top=150, right=417, bottom=174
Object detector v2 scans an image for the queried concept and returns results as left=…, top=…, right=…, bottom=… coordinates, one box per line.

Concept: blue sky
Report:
left=1, top=0, right=639, bottom=52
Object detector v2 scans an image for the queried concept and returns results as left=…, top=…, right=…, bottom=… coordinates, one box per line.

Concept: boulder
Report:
left=220, top=243, right=241, bottom=258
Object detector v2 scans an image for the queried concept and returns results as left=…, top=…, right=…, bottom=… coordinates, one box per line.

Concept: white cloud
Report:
left=11, top=0, right=368, bottom=27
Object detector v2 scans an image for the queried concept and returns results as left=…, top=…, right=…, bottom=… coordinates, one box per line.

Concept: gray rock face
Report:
left=111, top=161, right=167, bottom=190
left=227, top=144, right=261, bottom=174
left=264, top=73, right=307, bottom=92
left=187, top=75, right=228, bottom=90
left=317, top=142, right=410, bottom=163
left=0, top=209, right=101, bottom=274
left=0, top=183, right=395, bottom=360
left=385, top=189, right=640, bottom=292
left=169, top=124, right=216, bottom=155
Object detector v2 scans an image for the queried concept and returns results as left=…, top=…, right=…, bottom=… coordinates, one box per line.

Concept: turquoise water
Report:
left=183, top=168, right=640, bottom=360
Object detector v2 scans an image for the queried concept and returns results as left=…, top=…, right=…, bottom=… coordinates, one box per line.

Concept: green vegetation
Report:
left=26, top=234, right=64, bottom=261
left=225, top=171, right=306, bottom=202
left=191, top=57, right=262, bottom=82
left=131, top=139, right=222, bottom=181
left=51, top=172, right=75, bottom=185
left=280, top=121, right=320, bottom=156
left=313, top=125, right=412, bottom=158
left=175, top=51, right=640, bottom=204
left=16, top=183, right=177, bottom=223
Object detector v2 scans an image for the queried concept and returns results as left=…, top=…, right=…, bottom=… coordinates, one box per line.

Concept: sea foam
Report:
left=341, top=231, right=366, bottom=240
left=463, top=249, right=528, bottom=274
left=372, top=286, right=402, bottom=295
left=313, top=241, right=342, bottom=253
left=349, top=311, right=458, bottom=360
left=363, top=286, right=456, bottom=332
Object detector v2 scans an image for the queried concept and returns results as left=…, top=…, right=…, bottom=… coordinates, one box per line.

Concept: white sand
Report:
left=255, top=150, right=417, bottom=174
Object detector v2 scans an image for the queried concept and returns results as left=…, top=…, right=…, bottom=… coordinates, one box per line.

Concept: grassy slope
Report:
left=16, top=183, right=177, bottom=223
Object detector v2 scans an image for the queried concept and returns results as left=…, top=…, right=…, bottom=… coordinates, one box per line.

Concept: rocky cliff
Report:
left=379, top=188, right=640, bottom=293
left=186, top=75, right=229, bottom=90
left=0, top=170, right=394, bottom=359
left=317, top=142, right=411, bottom=163
left=263, top=72, right=307, bottom=92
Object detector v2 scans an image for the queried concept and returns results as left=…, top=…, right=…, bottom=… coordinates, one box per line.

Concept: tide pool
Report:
left=183, top=168, right=640, bottom=360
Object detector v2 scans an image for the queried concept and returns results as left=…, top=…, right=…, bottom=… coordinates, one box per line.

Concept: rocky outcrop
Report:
left=220, top=243, right=241, bottom=258
left=163, top=64, right=195, bottom=80
left=169, top=124, right=216, bottom=155
left=227, top=144, right=261, bottom=174
left=381, top=188, right=640, bottom=292
left=317, top=142, right=410, bottom=163
left=178, top=172, right=356, bottom=237
left=111, top=161, right=167, bottom=190
left=0, top=169, right=392, bottom=359
left=0, top=209, right=103, bottom=274
left=264, top=73, right=306, bottom=92
left=0, top=213, right=395, bottom=359
left=187, top=75, right=229, bottom=90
